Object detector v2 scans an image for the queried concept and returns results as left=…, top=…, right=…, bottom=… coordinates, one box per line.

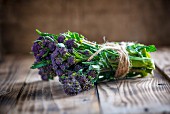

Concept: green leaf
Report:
left=145, top=45, right=156, bottom=52
left=36, top=29, right=56, bottom=38
left=36, top=29, right=42, bottom=35
left=82, top=61, right=98, bottom=65
left=77, top=69, right=84, bottom=75
left=60, top=75, right=65, bottom=79
left=31, top=60, right=51, bottom=69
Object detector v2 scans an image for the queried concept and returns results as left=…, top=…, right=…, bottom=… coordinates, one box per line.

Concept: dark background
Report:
left=0, top=0, right=170, bottom=54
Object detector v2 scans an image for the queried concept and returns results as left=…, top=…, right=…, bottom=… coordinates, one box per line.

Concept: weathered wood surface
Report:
left=98, top=71, right=170, bottom=114
left=152, top=48, right=170, bottom=80
left=9, top=70, right=100, bottom=114
left=0, top=56, right=32, bottom=114
left=0, top=48, right=170, bottom=114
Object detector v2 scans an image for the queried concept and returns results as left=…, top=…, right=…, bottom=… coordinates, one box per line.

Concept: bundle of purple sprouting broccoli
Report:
left=31, top=29, right=156, bottom=95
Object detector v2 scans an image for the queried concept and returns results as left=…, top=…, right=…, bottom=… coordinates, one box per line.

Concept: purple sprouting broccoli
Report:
left=31, top=36, right=57, bottom=80
left=76, top=75, right=94, bottom=91
left=65, top=39, right=75, bottom=49
left=74, top=64, right=83, bottom=72
left=68, top=48, right=73, bottom=54
left=58, top=47, right=67, bottom=56
left=31, top=30, right=99, bottom=95
left=55, top=69, right=64, bottom=77
left=63, top=77, right=82, bottom=95
left=38, top=64, right=56, bottom=81
left=32, top=36, right=56, bottom=62
left=48, top=42, right=56, bottom=51
left=51, top=46, right=68, bottom=77
left=67, top=56, right=75, bottom=65
left=87, top=70, right=97, bottom=78
left=57, top=35, right=65, bottom=43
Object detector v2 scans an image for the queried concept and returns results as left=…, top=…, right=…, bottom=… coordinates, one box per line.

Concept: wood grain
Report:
left=9, top=69, right=100, bottom=114
left=0, top=55, right=32, bottom=114
left=1, top=47, right=170, bottom=114
left=97, top=70, right=170, bottom=114
left=151, top=48, right=170, bottom=80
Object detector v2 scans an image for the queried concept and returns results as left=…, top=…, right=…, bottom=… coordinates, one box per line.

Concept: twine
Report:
left=87, top=42, right=130, bottom=78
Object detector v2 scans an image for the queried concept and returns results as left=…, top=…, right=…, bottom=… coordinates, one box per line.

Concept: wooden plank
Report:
left=151, top=48, right=170, bottom=80
left=0, top=56, right=15, bottom=95
left=97, top=70, right=170, bottom=114
left=9, top=70, right=100, bottom=114
left=0, top=55, right=32, bottom=114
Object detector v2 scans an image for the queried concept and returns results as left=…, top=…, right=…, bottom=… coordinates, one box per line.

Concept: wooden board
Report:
left=97, top=71, right=170, bottom=114
left=151, top=48, right=170, bottom=80
left=0, top=55, right=32, bottom=114
left=8, top=70, right=100, bottom=114
left=0, top=47, right=170, bottom=114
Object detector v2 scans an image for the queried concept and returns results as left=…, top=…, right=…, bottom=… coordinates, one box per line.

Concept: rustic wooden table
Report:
left=0, top=48, right=169, bottom=114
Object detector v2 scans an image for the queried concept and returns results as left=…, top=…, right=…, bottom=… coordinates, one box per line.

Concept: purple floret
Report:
left=53, top=64, right=58, bottom=70
left=63, top=78, right=82, bottom=95
left=32, top=42, right=40, bottom=54
left=38, top=64, right=56, bottom=81
left=68, top=48, right=73, bottom=54
left=35, top=55, right=41, bottom=62
left=48, top=42, right=56, bottom=51
left=59, top=64, right=66, bottom=70
left=41, top=75, right=48, bottom=81
left=51, top=48, right=59, bottom=58
left=67, top=56, right=75, bottom=65
left=37, top=36, right=44, bottom=40
left=87, top=70, right=97, bottom=78
left=76, top=76, right=93, bottom=91
left=32, top=36, right=57, bottom=81
left=42, top=39, right=50, bottom=46
left=58, top=47, right=67, bottom=56
left=74, top=65, right=83, bottom=72
left=55, top=58, right=63, bottom=65
left=39, top=49, right=47, bottom=57
left=84, top=50, right=90, bottom=56
left=55, top=69, right=63, bottom=76
left=32, top=36, right=56, bottom=61
left=45, top=56, right=51, bottom=60
left=65, top=39, right=75, bottom=48
left=57, top=35, right=65, bottom=43
left=67, top=71, right=73, bottom=76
